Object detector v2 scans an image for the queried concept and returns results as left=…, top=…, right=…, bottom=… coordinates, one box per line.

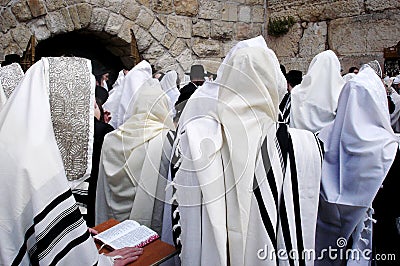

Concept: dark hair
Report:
left=348, top=67, right=359, bottom=73
left=286, top=70, right=303, bottom=87
left=280, top=64, right=287, bottom=77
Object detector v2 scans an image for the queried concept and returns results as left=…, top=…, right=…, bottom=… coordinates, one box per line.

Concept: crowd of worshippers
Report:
left=0, top=35, right=399, bottom=266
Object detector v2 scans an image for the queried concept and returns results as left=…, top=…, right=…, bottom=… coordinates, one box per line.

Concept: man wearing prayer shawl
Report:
left=290, top=50, right=345, bottom=133
left=316, top=62, right=399, bottom=265
left=95, top=75, right=176, bottom=235
left=103, top=60, right=153, bottom=129
left=170, top=36, right=323, bottom=266
left=0, top=57, right=142, bottom=265
left=0, top=62, right=24, bottom=112
left=160, top=70, right=180, bottom=119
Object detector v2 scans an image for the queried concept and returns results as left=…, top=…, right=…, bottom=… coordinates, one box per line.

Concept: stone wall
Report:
left=0, top=0, right=266, bottom=75
left=266, top=0, right=400, bottom=74
left=1, top=0, right=399, bottom=76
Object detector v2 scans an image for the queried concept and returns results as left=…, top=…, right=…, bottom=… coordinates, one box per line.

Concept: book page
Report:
left=94, top=220, right=140, bottom=244
left=108, top=225, right=159, bottom=250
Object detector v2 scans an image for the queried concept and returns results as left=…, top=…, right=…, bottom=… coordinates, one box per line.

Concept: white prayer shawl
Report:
left=389, top=88, right=400, bottom=133
left=0, top=57, right=111, bottom=265
left=217, top=45, right=321, bottom=266
left=172, top=36, right=282, bottom=266
left=0, top=63, right=24, bottom=111
left=290, top=50, right=345, bottom=133
left=96, top=78, right=175, bottom=228
left=160, top=70, right=180, bottom=117
left=316, top=66, right=399, bottom=265
left=103, top=60, right=152, bottom=128
left=109, top=69, right=125, bottom=95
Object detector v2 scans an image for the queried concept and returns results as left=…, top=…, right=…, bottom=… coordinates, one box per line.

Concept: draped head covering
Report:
left=96, top=77, right=175, bottom=227
left=316, top=65, right=399, bottom=264
left=103, top=60, right=152, bottom=128
left=0, top=63, right=24, bottom=111
left=290, top=50, right=345, bottom=133
left=0, top=57, right=111, bottom=265
left=173, top=35, right=276, bottom=266
left=216, top=38, right=322, bottom=265
left=319, top=65, right=398, bottom=208
left=160, top=70, right=180, bottom=117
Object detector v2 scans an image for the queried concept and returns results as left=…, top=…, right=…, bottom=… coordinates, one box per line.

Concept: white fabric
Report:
left=160, top=71, right=180, bottom=117
left=0, top=63, right=24, bottom=112
left=173, top=36, right=281, bottom=266
left=316, top=66, right=399, bottom=265
left=0, top=57, right=111, bottom=265
left=96, top=78, right=175, bottom=227
left=109, top=69, right=125, bottom=95
left=0, top=82, right=6, bottom=112
left=103, top=60, right=152, bottom=128
left=343, top=72, right=356, bottom=83
left=318, top=66, right=398, bottom=207
left=390, top=89, right=400, bottom=132
left=174, top=35, right=321, bottom=266
left=290, top=50, right=345, bottom=133
left=393, top=74, right=400, bottom=84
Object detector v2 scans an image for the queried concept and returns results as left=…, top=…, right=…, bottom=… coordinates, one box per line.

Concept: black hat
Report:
left=2, top=54, right=20, bottom=67
left=286, top=70, right=303, bottom=87
left=95, top=85, right=109, bottom=106
left=186, top=65, right=206, bottom=82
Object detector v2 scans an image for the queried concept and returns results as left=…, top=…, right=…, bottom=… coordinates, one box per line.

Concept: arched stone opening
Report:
left=35, top=31, right=130, bottom=86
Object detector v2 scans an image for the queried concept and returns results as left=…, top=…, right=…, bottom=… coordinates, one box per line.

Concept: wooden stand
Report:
left=93, top=219, right=178, bottom=266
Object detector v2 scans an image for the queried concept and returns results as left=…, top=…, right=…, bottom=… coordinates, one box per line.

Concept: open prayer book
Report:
left=94, top=220, right=159, bottom=250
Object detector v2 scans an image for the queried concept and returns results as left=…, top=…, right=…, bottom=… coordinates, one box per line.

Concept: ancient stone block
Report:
left=88, top=8, right=109, bottom=31
left=174, top=0, right=199, bottom=16
left=152, top=0, right=173, bottom=14
left=149, top=19, right=167, bottom=42
left=142, top=42, right=165, bottom=60
left=76, top=3, right=92, bottom=28
left=192, top=37, right=222, bottom=57
left=167, top=15, right=191, bottom=38
left=104, top=0, right=124, bottom=13
left=135, top=8, right=155, bottom=29
left=46, top=0, right=65, bottom=12
left=222, top=2, right=238, bottom=22
left=27, top=17, right=50, bottom=40
left=46, top=11, right=68, bottom=33
left=193, top=19, right=210, bottom=38
left=105, top=13, right=124, bottom=35
left=161, top=32, right=176, bottom=49
left=198, top=0, right=221, bottom=20
left=121, top=0, right=141, bottom=21
left=176, top=48, right=194, bottom=72
left=1, top=9, right=17, bottom=32
left=67, top=5, right=80, bottom=29
left=169, top=38, right=187, bottom=57
left=11, top=1, right=33, bottom=22
left=266, top=22, right=302, bottom=57
left=299, top=21, right=327, bottom=57
left=10, top=24, right=31, bottom=49
left=238, top=6, right=251, bottom=22
left=27, top=0, right=46, bottom=17
left=252, top=5, right=264, bottom=23
left=117, top=19, right=136, bottom=43
left=211, top=20, right=234, bottom=40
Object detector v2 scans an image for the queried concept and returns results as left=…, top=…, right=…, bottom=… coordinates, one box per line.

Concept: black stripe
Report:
left=12, top=190, right=73, bottom=266
left=30, top=208, right=83, bottom=261
left=279, top=194, right=295, bottom=266
left=288, top=135, right=305, bottom=266
left=253, top=176, right=277, bottom=252
left=167, top=131, right=174, bottom=146
left=49, top=231, right=92, bottom=266
left=276, top=124, right=289, bottom=170
left=261, top=137, right=279, bottom=213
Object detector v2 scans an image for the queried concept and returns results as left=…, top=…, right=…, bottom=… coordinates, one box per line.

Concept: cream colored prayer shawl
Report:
left=173, top=37, right=322, bottom=266
left=96, top=78, right=175, bottom=229
left=0, top=57, right=112, bottom=265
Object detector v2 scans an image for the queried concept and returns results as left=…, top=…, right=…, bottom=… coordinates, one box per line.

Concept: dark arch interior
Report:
left=35, top=31, right=125, bottom=88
